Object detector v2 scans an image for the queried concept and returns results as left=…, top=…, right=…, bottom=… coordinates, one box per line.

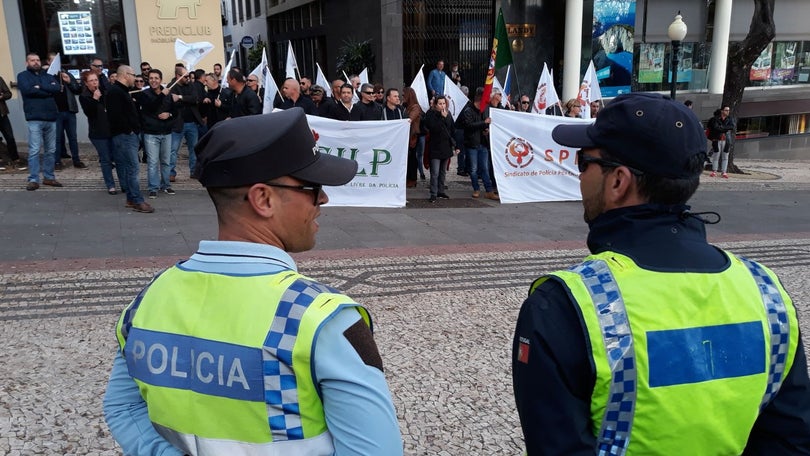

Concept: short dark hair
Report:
left=384, top=88, right=399, bottom=98
left=601, top=150, right=701, bottom=205
left=340, top=83, right=354, bottom=92
left=214, top=63, right=222, bottom=69
left=140, top=61, right=151, bottom=68
left=194, top=69, right=205, bottom=79
left=148, top=68, right=163, bottom=79
left=684, top=99, right=693, bottom=107
left=228, top=68, right=245, bottom=83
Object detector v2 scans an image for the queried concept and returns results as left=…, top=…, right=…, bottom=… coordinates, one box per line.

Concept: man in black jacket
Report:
left=106, top=65, right=153, bottom=213
left=200, top=73, right=228, bottom=129
left=0, top=75, right=25, bottom=170
left=138, top=69, right=176, bottom=198
left=278, top=77, right=316, bottom=115
left=169, top=64, right=204, bottom=180
left=459, top=88, right=497, bottom=200
left=47, top=53, right=86, bottom=170
left=513, top=93, right=810, bottom=455
left=224, top=69, right=262, bottom=118
left=350, top=83, right=383, bottom=121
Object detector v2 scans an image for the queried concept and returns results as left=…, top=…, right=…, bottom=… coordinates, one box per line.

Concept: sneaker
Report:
left=721, top=173, right=729, bottom=179
left=485, top=192, right=500, bottom=201
left=43, top=179, right=63, bottom=187
left=429, top=196, right=437, bottom=203
left=14, top=159, right=27, bottom=171
left=73, top=161, right=88, bottom=169
left=437, top=193, right=450, bottom=199
left=163, top=187, right=176, bottom=195
left=472, top=191, right=480, bottom=198
left=26, top=181, right=39, bottom=191
left=133, top=202, right=155, bottom=213
left=709, top=171, right=717, bottom=177
left=148, top=191, right=157, bottom=199
left=0, top=161, right=6, bottom=171
left=108, top=188, right=117, bottom=195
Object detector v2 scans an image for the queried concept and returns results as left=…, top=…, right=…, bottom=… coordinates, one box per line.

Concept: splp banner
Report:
left=306, top=116, right=409, bottom=208
left=489, top=110, right=591, bottom=203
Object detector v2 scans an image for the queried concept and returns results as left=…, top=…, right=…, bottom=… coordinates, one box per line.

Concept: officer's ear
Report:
left=604, top=166, right=645, bottom=209
left=244, top=183, right=275, bottom=218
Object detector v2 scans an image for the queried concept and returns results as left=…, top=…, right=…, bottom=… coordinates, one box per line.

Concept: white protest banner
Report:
left=286, top=41, right=299, bottom=79
left=359, top=68, right=369, bottom=85
left=249, top=48, right=268, bottom=85
left=316, top=63, right=331, bottom=97
left=175, top=39, right=214, bottom=71
left=578, top=60, right=603, bottom=119
left=221, top=49, right=236, bottom=88
left=306, top=116, right=409, bottom=207
left=47, top=53, right=61, bottom=76
left=489, top=109, right=592, bottom=203
left=532, top=62, right=560, bottom=115
left=443, top=74, right=469, bottom=122
left=409, top=65, right=430, bottom=113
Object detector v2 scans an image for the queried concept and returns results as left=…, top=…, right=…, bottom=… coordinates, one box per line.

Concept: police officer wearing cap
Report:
left=512, top=93, right=810, bottom=455
left=103, top=108, right=403, bottom=455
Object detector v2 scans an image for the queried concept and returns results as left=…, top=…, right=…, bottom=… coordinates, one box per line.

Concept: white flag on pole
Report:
left=532, top=63, right=560, bottom=115
left=409, top=65, right=430, bottom=114
left=249, top=49, right=268, bottom=86
left=285, top=41, right=299, bottom=79
left=263, top=64, right=281, bottom=114
left=359, top=68, right=369, bottom=86
left=443, top=74, right=469, bottom=122
left=174, top=39, right=214, bottom=71
left=47, top=53, right=61, bottom=76
left=578, top=60, right=603, bottom=119
left=316, top=63, right=331, bottom=98
left=221, top=49, right=236, bottom=88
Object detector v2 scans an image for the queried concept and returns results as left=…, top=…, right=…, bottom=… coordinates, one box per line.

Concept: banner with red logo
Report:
left=307, top=115, right=409, bottom=208
left=489, top=110, right=592, bottom=203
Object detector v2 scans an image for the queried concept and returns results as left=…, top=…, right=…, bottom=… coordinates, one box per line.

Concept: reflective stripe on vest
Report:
left=570, top=260, right=636, bottom=456
left=571, top=257, right=791, bottom=456
left=263, top=278, right=341, bottom=441
left=738, top=257, right=791, bottom=411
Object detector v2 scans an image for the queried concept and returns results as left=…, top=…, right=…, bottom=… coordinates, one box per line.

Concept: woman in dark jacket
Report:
left=401, top=87, right=423, bottom=188
left=78, top=70, right=125, bottom=194
left=422, top=95, right=457, bottom=202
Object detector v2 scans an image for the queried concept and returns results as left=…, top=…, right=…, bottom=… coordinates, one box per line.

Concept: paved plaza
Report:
left=1, top=148, right=810, bottom=455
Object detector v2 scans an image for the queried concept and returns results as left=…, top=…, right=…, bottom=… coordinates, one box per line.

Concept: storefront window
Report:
left=19, top=0, right=128, bottom=73
left=632, top=41, right=711, bottom=93
left=739, top=40, right=809, bottom=87
left=738, top=114, right=808, bottom=139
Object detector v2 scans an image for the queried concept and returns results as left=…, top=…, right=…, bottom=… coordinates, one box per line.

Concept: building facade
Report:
left=1, top=0, right=808, bottom=158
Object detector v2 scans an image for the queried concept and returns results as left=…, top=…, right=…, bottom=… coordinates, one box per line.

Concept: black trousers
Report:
left=0, top=114, right=19, bottom=160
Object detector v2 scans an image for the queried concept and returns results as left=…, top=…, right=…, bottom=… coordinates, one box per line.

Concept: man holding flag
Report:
left=481, top=8, right=513, bottom=113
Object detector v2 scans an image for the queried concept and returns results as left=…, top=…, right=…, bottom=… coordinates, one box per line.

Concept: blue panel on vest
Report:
left=125, top=327, right=264, bottom=401
left=647, top=322, right=765, bottom=387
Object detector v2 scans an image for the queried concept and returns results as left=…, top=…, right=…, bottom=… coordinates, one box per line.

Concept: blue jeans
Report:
left=26, top=120, right=57, bottom=183
left=171, top=122, right=199, bottom=177
left=467, top=145, right=494, bottom=192
left=113, top=133, right=144, bottom=204
left=145, top=133, right=172, bottom=191
left=90, top=137, right=120, bottom=190
left=55, top=111, right=79, bottom=163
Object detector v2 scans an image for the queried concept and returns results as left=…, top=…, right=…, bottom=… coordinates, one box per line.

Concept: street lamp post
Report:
left=668, top=12, right=688, bottom=100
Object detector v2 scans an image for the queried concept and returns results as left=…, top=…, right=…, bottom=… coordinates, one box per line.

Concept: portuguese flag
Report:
left=481, top=8, right=513, bottom=113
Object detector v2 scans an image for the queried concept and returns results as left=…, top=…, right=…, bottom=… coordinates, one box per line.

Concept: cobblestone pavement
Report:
left=1, top=239, right=809, bottom=455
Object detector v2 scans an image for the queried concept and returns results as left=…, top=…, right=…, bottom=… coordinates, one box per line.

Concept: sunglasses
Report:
left=375, top=90, right=384, bottom=94
left=362, top=91, right=374, bottom=95
left=262, top=182, right=323, bottom=205
left=247, top=79, right=258, bottom=83
left=576, top=150, right=643, bottom=175
left=520, top=101, right=530, bottom=104
left=91, top=64, right=102, bottom=68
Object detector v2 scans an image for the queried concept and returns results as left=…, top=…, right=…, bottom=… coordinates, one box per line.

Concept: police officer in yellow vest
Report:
left=512, top=93, right=810, bottom=455
left=103, top=107, right=403, bottom=455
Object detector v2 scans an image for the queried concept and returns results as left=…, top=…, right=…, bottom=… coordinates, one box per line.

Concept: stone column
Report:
left=708, top=0, right=732, bottom=94
left=562, top=0, right=584, bottom=101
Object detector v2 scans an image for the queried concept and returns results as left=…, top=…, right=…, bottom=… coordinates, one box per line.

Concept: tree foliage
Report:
left=722, top=0, right=775, bottom=173
left=335, top=38, right=375, bottom=79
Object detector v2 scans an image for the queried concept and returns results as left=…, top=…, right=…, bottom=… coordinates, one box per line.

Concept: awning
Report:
left=738, top=99, right=810, bottom=117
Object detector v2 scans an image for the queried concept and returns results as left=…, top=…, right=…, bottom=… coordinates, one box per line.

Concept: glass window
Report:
left=737, top=113, right=809, bottom=139
left=19, top=0, right=128, bottom=70
left=246, top=0, right=252, bottom=19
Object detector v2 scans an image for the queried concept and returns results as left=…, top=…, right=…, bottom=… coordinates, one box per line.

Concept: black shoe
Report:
left=14, top=159, right=27, bottom=171
left=54, top=162, right=64, bottom=171
left=456, top=171, right=469, bottom=177
left=437, top=193, right=450, bottom=199
left=429, top=196, right=437, bottom=203
left=163, top=187, right=176, bottom=195
left=26, top=181, right=39, bottom=191
left=73, top=161, right=88, bottom=169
